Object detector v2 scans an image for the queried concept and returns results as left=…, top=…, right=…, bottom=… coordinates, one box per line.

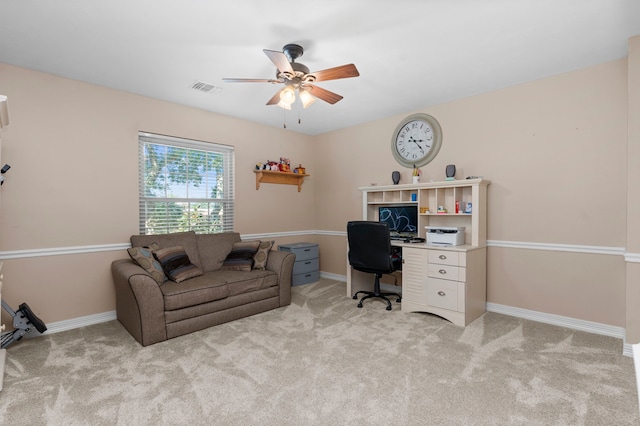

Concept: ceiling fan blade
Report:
left=266, top=89, right=283, bottom=105
left=222, top=78, right=280, bottom=83
left=305, top=84, right=344, bottom=104
left=263, top=49, right=294, bottom=74
left=309, top=64, right=359, bottom=82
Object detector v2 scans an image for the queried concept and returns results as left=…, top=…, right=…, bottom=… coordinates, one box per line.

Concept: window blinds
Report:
left=138, top=132, right=235, bottom=235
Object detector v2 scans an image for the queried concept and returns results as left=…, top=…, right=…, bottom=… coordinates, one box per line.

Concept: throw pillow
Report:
left=153, top=245, right=203, bottom=283
left=221, top=241, right=260, bottom=271
left=127, top=242, right=167, bottom=284
left=252, top=240, right=274, bottom=270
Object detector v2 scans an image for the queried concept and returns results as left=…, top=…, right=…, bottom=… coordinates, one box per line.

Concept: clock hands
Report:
left=409, top=136, right=424, bottom=154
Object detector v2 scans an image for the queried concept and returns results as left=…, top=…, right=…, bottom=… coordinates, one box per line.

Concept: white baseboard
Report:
left=42, top=310, right=117, bottom=335
left=320, top=271, right=347, bottom=282
left=486, top=302, right=631, bottom=356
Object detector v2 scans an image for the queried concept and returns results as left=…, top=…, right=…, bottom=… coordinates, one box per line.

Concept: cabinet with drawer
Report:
left=278, top=242, right=320, bottom=286
left=401, top=246, right=486, bottom=326
left=349, top=179, right=489, bottom=326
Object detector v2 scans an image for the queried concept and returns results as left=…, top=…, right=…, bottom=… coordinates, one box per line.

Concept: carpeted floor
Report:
left=0, top=279, right=637, bottom=425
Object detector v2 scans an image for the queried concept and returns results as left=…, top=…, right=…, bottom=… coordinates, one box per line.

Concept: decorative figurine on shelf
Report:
left=294, top=164, right=306, bottom=174
left=279, top=157, right=291, bottom=172
left=260, top=158, right=300, bottom=173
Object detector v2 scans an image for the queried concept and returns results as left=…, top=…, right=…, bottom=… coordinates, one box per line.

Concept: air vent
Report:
left=190, top=80, right=222, bottom=94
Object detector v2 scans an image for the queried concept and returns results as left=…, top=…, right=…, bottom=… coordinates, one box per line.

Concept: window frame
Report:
left=138, top=132, right=235, bottom=235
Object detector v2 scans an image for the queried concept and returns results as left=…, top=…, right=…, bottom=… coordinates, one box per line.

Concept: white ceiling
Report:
left=1, top=1, right=639, bottom=135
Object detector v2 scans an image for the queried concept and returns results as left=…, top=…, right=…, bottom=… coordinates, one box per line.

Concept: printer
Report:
left=425, top=226, right=465, bottom=246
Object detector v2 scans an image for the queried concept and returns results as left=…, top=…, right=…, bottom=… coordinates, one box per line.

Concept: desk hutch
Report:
left=346, top=178, right=490, bottom=326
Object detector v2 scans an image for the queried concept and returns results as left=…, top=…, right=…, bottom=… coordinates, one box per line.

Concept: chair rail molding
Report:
left=0, top=235, right=629, bottom=260
left=487, top=240, right=625, bottom=256
left=625, top=252, right=640, bottom=263
left=0, top=243, right=131, bottom=260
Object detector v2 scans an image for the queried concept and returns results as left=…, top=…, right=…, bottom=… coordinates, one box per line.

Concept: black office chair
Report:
left=347, top=221, right=402, bottom=311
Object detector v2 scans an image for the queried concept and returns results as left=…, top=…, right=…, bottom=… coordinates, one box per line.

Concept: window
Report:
left=138, top=132, right=234, bottom=235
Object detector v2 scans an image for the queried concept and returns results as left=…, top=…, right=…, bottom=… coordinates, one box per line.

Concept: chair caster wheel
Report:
left=352, top=295, right=357, bottom=300
left=396, top=298, right=401, bottom=303
left=357, top=303, right=363, bottom=308
left=386, top=306, right=392, bottom=311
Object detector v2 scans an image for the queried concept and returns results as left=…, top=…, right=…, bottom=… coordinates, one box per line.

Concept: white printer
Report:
left=425, top=226, right=465, bottom=246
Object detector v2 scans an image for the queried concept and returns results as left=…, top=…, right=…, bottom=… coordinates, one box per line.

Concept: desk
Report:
left=346, top=242, right=486, bottom=326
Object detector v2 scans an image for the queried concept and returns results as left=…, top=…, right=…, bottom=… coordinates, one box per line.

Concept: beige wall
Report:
left=626, top=36, right=640, bottom=343
left=315, top=59, right=629, bottom=327
left=0, top=50, right=636, bottom=332
left=0, top=63, right=315, bottom=323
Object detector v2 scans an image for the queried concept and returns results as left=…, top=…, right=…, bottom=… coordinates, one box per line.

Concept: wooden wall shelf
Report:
left=254, top=170, right=309, bottom=192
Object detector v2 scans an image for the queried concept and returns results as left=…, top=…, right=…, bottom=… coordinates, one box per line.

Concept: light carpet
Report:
left=0, top=279, right=637, bottom=425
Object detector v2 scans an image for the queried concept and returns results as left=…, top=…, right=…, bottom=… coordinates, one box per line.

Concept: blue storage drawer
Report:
left=292, top=270, right=320, bottom=286
left=279, top=242, right=319, bottom=286
left=293, top=258, right=319, bottom=275
left=278, top=243, right=318, bottom=261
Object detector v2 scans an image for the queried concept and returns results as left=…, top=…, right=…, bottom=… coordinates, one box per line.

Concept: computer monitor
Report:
left=378, top=205, right=418, bottom=239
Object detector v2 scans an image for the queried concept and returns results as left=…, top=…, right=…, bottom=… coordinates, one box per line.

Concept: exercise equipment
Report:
left=1, top=300, right=47, bottom=349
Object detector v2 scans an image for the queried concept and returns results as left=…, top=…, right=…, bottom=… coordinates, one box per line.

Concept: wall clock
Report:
left=391, top=113, right=443, bottom=168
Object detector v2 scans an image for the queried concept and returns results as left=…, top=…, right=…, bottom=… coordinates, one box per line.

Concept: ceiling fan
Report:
left=223, top=44, right=359, bottom=109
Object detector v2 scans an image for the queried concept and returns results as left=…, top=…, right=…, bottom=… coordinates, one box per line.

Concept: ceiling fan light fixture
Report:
left=276, top=100, right=292, bottom=110
left=299, top=89, right=316, bottom=109
left=279, top=86, right=296, bottom=105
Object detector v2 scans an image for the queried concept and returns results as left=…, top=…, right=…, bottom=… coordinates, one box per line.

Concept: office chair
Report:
left=347, top=221, right=402, bottom=311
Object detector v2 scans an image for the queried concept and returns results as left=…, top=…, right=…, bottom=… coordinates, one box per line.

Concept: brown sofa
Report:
left=111, top=231, right=295, bottom=346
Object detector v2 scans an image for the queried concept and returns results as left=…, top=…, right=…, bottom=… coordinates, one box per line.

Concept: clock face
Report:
left=391, top=113, right=442, bottom=168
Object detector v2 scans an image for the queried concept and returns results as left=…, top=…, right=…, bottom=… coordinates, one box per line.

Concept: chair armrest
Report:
left=111, top=259, right=167, bottom=346
left=265, top=250, right=295, bottom=306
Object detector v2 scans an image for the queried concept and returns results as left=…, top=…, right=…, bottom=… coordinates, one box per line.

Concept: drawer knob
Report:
left=439, top=269, right=447, bottom=274
left=439, top=255, right=447, bottom=260
left=437, top=291, right=446, bottom=296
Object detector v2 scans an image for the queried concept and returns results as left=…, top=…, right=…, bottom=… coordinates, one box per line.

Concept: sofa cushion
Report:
left=163, top=286, right=280, bottom=325
left=196, top=232, right=241, bottom=272
left=131, top=231, right=202, bottom=269
left=221, top=241, right=260, bottom=271
left=127, top=242, right=167, bottom=284
left=252, top=240, right=274, bottom=270
left=160, top=272, right=229, bottom=311
left=215, top=269, right=279, bottom=297
left=153, top=246, right=203, bottom=283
